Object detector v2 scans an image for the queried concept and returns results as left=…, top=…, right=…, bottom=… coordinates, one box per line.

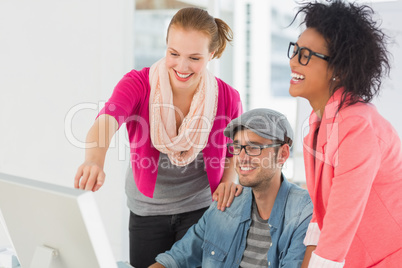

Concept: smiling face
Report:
left=165, top=26, right=214, bottom=94
left=233, top=129, right=288, bottom=191
left=289, top=27, right=334, bottom=114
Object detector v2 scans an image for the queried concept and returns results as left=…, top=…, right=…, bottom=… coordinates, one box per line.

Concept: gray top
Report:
left=239, top=200, right=271, bottom=268
left=125, top=152, right=212, bottom=216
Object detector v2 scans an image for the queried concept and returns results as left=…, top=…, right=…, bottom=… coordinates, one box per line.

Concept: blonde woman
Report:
left=74, top=7, right=243, bottom=268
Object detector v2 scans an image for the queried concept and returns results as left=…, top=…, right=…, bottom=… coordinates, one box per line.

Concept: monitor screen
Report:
left=0, top=173, right=118, bottom=268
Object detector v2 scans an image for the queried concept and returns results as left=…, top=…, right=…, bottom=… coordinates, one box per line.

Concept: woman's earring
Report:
left=332, top=77, right=336, bottom=81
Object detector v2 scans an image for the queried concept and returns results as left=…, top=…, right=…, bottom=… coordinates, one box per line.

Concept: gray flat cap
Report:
left=224, top=108, right=293, bottom=146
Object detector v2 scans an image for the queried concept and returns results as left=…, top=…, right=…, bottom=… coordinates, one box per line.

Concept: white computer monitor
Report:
left=0, top=172, right=119, bottom=268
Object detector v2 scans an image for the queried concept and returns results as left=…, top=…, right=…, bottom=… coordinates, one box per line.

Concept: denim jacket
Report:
left=156, top=176, right=313, bottom=268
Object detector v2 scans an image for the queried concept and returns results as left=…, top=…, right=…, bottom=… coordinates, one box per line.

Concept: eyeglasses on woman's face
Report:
left=227, top=143, right=282, bottom=157
left=287, top=42, right=330, bottom=66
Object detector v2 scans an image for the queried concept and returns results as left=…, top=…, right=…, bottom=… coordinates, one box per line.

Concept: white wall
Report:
left=371, top=0, right=402, bottom=138
left=0, top=0, right=134, bottom=262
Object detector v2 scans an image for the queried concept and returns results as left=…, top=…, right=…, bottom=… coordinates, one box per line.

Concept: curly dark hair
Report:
left=292, top=0, right=391, bottom=109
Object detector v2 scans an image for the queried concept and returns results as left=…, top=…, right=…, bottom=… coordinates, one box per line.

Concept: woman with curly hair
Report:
left=288, top=0, right=402, bottom=267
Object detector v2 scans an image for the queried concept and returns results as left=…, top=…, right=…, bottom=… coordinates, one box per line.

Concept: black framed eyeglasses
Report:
left=288, top=42, right=330, bottom=66
left=227, top=143, right=282, bottom=156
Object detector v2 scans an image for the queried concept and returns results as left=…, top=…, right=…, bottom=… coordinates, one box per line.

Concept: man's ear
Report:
left=277, top=144, right=290, bottom=165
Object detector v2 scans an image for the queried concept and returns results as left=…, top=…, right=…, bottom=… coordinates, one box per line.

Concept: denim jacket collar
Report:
left=238, top=188, right=253, bottom=223
left=269, top=174, right=291, bottom=230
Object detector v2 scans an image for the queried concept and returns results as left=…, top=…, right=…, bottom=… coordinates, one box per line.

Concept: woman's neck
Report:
left=313, top=107, right=325, bottom=119
left=172, top=86, right=196, bottom=99
left=310, top=94, right=331, bottom=119
left=172, top=74, right=200, bottom=95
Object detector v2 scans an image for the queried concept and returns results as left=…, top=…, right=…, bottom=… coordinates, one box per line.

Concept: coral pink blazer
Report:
left=303, top=89, right=402, bottom=267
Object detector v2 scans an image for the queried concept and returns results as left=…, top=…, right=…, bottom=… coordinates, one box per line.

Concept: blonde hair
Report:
left=166, top=7, right=233, bottom=59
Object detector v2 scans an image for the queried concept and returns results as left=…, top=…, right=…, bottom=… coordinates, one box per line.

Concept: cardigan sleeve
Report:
left=216, top=78, right=243, bottom=158
left=313, top=115, right=382, bottom=263
left=226, top=91, right=243, bottom=158
left=97, top=68, right=149, bottom=128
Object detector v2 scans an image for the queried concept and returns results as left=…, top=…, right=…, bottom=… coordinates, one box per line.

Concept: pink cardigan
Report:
left=98, top=68, right=242, bottom=198
left=303, top=89, right=402, bottom=267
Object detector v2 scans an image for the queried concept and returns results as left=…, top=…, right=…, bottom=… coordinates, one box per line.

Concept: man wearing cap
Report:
left=150, top=108, right=313, bottom=268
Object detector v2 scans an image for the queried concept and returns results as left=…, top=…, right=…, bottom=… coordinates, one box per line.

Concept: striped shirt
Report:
left=240, top=200, right=272, bottom=267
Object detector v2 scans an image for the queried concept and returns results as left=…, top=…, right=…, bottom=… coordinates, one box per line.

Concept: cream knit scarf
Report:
left=149, top=57, right=218, bottom=166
